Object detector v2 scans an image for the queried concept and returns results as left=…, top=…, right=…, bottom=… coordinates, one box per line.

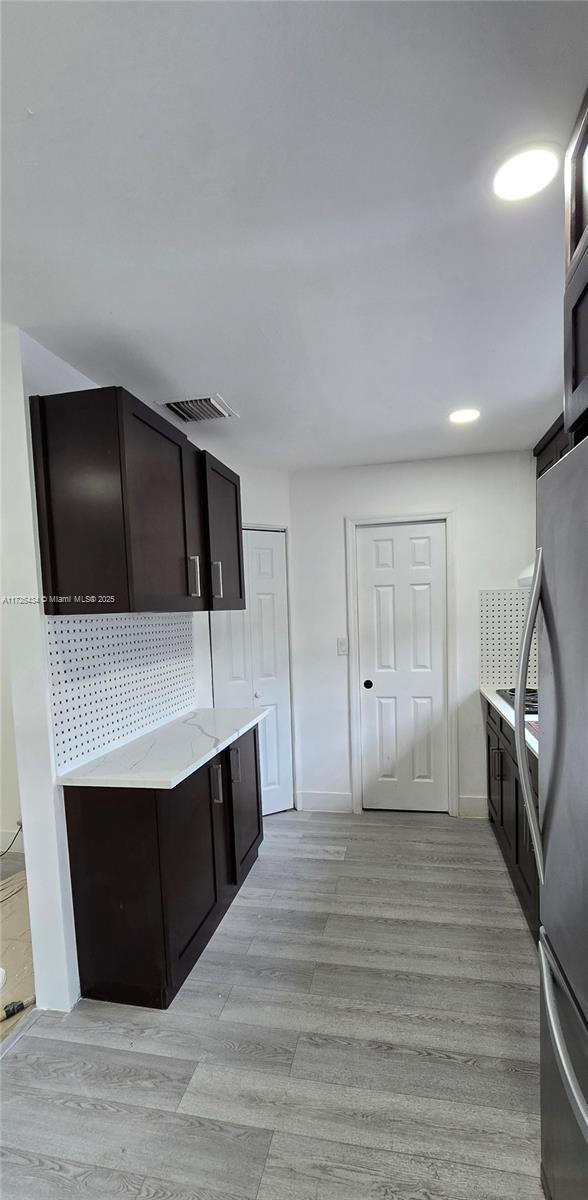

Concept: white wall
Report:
left=238, top=466, right=291, bottom=530
left=189, top=432, right=292, bottom=530
left=288, top=452, right=536, bottom=815
left=1, top=332, right=101, bottom=854
left=1, top=329, right=99, bottom=1010
left=1, top=631, right=22, bottom=849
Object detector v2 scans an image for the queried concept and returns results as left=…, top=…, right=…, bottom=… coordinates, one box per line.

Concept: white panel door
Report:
left=356, top=522, right=448, bottom=811
left=211, top=530, right=294, bottom=815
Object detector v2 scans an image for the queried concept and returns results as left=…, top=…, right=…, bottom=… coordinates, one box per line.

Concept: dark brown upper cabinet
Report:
left=30, top=387, right=244, bottom=615
left=120, top=393, right=208, bottom=613
left=565, top=86, right=588, bottom=277
left=564, top=242, right=588, bottom=437
left=533, top=414, right=571, bottom=479
left=203, top=451, right=246, bottom=610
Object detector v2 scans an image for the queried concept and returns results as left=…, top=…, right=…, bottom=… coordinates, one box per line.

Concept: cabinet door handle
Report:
left=539, top=931, right=588, bottom=1144
left=188, top=555, right=201, bottom=598
left=212, top=560, right=224, bottom=599
left=515, top=546, right=545, bottom=885
left=209, top=763, right=223, bottom=804
left=231, top=746, right=241, bottom=784
left=492, top=748, right=503, bottom=781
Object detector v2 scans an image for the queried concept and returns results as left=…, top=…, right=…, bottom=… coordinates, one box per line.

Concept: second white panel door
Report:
left=211, top=529, right=294, bottom=815
left=356, top=521, right=448, bottom=811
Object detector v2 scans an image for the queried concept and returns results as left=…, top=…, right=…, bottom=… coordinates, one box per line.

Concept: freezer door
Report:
left=538, top=434, right=588, bottom=1015
left=541, top=934, right=588, bottom=1198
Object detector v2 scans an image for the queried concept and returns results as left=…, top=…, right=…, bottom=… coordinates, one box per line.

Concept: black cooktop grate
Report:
left=496, top=687, right=538, bottom=715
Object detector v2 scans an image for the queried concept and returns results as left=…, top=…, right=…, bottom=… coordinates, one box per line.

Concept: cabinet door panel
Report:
left=230, top=729, right=263, bottom=879
left=565, top=242, right=588, bottom=434
left=499, top=748, right=517, bottom=863
left=518, top=799, right=538, bottom=897
left=65, top=787, right=167, bottom=1007
left=121, top=396, right=193, bottom=609
left=30, top=389, right=130, bottom=613
left=566, top=86, right=588, bottom=269
left=157, top=768, right=221, bottom=989
left=210, top=756, right=237, bottom=907
left=183, top=446, right=210, bottom=610
left=204, top=452, right=245, bottom=610
left=486, top=725, right=500, bottom=823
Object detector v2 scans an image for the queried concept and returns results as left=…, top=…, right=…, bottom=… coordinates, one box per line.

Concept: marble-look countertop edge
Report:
left=57, top=708, right=269, bottom=790
left=479, top=685, right=538, bottom=758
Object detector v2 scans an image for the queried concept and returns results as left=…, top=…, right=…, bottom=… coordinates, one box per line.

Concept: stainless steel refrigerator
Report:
left=517, top=433, right=588, bottom=1197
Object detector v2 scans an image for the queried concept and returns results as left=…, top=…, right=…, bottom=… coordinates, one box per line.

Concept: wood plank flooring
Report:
left=0, top=810, right=541, bottom=1199
left=0, top=869, right=35, bottom=1041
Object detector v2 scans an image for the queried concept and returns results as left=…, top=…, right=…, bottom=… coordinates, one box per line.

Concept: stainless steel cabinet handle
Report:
left=539, top=930, right=588, bottom=1144
left=231, top=746, right=241, bottom=784
left=188, top=555, right=201, bottom=598
left=209, top=763, right=223, bottom=804
left=491, top=747, right=502, bottom=781
left=212, top=560, right=224, bottom=599
left=515, top=547, right=545, bottom=885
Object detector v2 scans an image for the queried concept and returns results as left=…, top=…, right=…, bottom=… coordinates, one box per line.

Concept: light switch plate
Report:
left=337, top=636, right=349, bottom=656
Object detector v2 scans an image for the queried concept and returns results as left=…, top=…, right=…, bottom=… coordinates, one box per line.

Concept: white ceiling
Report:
left=2, top=2, right=587, bottom=468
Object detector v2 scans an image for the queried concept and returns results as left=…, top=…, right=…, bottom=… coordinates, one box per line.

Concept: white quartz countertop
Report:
left=57, top=708, right=269, bottom=790
left=480, top=686, right=538, bottom=758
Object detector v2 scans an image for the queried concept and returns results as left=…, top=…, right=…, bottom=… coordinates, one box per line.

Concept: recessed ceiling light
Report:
left=493, top=147, right=559, bottom=201
left=449, top=408, right=480, bottom=425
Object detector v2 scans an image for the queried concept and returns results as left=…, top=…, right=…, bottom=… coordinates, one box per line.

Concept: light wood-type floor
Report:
left=0, top=869, right=35, bottom=1042
left=1, top=811, right=541, bottom=1199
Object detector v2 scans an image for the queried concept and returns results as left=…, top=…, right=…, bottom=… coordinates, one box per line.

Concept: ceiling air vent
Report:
left=162, top=394, right=239, bottom=423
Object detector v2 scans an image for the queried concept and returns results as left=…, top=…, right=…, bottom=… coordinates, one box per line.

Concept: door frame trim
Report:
left=243, top=524, right=298, bottom=812
left=345, top=512, right=458, bottom=817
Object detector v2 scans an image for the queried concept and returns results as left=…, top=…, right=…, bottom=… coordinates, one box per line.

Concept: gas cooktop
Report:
left=497, top=687, right=538, bottom=717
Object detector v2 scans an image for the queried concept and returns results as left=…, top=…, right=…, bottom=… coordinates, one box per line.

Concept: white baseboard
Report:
left=296, top=791, right=353, bottom=813
left=458, top=795, right=488, bottom=820
left=1, top=826, right=24, bottom=853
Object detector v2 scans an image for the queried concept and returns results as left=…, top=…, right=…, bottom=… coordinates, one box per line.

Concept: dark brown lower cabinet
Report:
left=486, top=725, right=501, bottom=824
left=230, top=733, right=263, bottom=882
left=64, top=728, right=262, bottom=1008
left=499, top=748, right=517, bottom=862
left=484, top=700, right=539, bottom=940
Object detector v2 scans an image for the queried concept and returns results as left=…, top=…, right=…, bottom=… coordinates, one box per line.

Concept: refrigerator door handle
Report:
left=515, top=546, right=545, bottom=885
left=539, top=930, right=588, bottom=1144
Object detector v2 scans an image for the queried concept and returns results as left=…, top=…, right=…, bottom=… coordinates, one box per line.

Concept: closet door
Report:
left=211, top=530, right=294, bottom=814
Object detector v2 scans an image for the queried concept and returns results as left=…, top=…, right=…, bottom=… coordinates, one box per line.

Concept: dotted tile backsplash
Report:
left=47, top=613, right=197, bottom=773
left=480, top=589, right=537, bottom=689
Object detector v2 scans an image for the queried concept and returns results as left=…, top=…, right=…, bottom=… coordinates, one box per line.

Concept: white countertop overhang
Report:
left=57, top=707, right=269, bottom=790
left=480, top=686, right=538, bottom=758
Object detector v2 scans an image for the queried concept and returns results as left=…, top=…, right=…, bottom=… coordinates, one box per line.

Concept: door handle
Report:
left=230, top=746, right=241, bottom=784
left=209, top=763, right=223, bottom=804
left=188, top=555, right=201, bottom=598
left=539, top=930, right=588, bottom=1144
left=254, top=691, right=261, bottom=700
left=363, top=679, right=374, bottom=689
left=514, top=547, right=545, bottom=885
left=212, top=560, right=224, bottom=599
